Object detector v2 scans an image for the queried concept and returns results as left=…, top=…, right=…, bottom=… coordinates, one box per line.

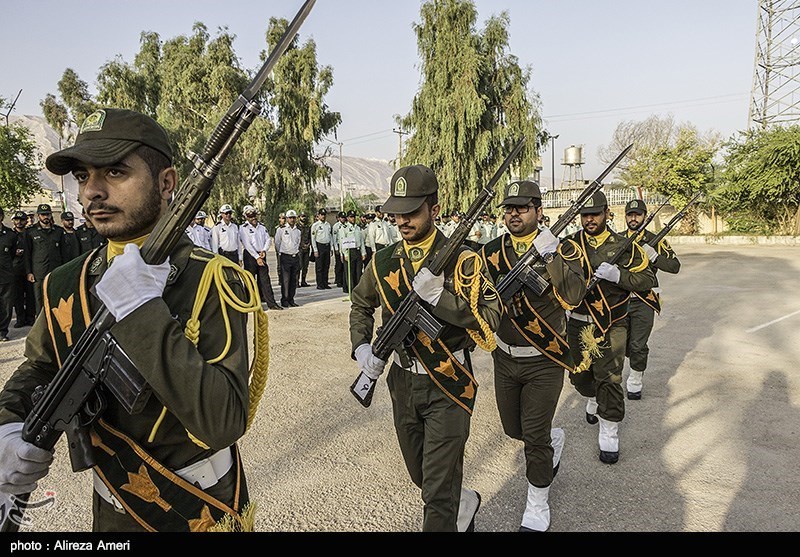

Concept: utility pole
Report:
left=393, top=119, right=409, bottom=167
left=549, top=134, right=559, bottom=192
left=338, top=142, right=344, bottom=211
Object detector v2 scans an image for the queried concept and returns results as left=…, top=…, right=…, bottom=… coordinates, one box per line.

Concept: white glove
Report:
left=533, top=228, right=559, bottom=257
left=354, top=344, right=387, bottom=381
left=642, top=243, right=659, bottom=263
left=0, top=422, right=54, bottom=495
left=95, top=244, right=171, bottom=321
left=594, top=262, right=621, bottom=284
left=412, top=267, right=445, bottom=306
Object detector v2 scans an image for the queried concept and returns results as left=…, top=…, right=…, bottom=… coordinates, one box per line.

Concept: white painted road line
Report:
left=746, top=309, right=800, bottom=333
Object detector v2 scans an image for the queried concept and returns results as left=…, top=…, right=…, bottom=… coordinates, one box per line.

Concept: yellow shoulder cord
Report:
left=147, top=255, right=269, bottom=445
left=552, top=239, right=583, bottom=311
left=453, top=251, right=497, bottom=352
left=573, top=234, right=603, bottom=374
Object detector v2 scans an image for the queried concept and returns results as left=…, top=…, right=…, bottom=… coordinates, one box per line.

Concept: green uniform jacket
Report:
left=24, top=223, right=65, bottom=279
left=563, top=228, right=656, bottom=330
left=625, top=228, right=680, bottom=312
left=0, top=226, right=17, bottom=285
left=0, top=235, right=251, bottom=471
left=61, top=230, right=81, bottom=263
left=350, top=231, right=501, bottom=362
left=76, top=224, right=106, bottom=255
left=480, top=232, right=587, bottom=368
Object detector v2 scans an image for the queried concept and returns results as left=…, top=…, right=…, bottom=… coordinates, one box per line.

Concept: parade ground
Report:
left=1, top=242, right=798, bottom=533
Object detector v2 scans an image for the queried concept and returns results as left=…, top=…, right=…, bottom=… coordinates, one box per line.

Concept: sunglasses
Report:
left=503, top=204, right=536, bottom=215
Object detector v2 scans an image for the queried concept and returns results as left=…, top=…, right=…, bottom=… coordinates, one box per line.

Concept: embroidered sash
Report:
left=482, top=239, right=573, bottom=370
left=372, top=248, right=478, bottom=414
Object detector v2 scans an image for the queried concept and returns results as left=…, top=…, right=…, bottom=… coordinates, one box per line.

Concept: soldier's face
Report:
left=221, top=212, right=232, bottom=223
left=581, top=209, right=608, bottom=236
left=195, top=218, right=205, bottom=226
left=626, top=211, right=645, bottom=231
left=62, top=218, right=74, bottom=230
left=504, top=204, right=541, bottom=237
left=74, top=152, right=177, bottom=242
left=393, top=201, right=439, bottom=243
left=38, top=213, right=52, bottom=226
left=12, top=218, right=24, bottom=230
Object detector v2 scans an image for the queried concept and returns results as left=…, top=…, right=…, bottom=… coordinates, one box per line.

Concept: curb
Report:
left=668, top=235, right=800, bottom=246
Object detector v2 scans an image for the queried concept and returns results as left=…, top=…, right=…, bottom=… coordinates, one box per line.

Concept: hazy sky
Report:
left=2, top=0, right=758, bottom=184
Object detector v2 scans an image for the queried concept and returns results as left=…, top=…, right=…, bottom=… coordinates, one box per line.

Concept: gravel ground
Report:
left=1, top=243, right=798, bottom=534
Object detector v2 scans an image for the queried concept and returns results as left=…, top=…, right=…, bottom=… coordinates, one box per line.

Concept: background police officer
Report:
left=10, top=211, right=34, bottom=328
left=297, top=212, right=312, bottom=288
left=76, top=209, right=106, bottom=255
left=60, top=211, right=81, bottom=262
left=311, top=208, right=333, bottom=290
left=337, top=210, right=365, bottom=294
left=211, top=204, right=242, bottom=264
left=0, top=208, right=17, bottom=341
left=331, top=211, right=347, bottom=287
left=274, top=209, right=301, bottom=307
left=24, top=204, right=65, bottom=315
left=623, top=199, right=681, bottom=399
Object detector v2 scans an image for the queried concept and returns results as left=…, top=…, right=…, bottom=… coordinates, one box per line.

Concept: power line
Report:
left=544, top=93, right=749, bottom=121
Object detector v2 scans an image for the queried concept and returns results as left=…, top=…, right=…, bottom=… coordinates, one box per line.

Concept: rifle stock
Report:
left=0, top=0, right=317, bottom=533
left=495, top=144, right=633, bottom=303
left=350, top=138, right=527, bottom=408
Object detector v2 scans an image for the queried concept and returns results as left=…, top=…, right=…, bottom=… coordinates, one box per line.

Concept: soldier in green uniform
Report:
left=76, top=209, right=106, bottom=255
left=480, top=180, right=586, bottom=531
left=10, top=211, right=35, bottom=328
left=349, top=164, right=502, bottom=532
left=60, top=211, right=81, bottom=262
left=562, top=191, right=655, bottom=464
left=0, top=208, right=16, bottom=342
left=24, top=203, right=65, bottom=316
left=622, top=199, right=681, bottom=400
left=0, top=108, right=265, bottom=532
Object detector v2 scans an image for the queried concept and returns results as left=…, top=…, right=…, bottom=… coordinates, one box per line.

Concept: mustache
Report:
left=86, top=202, right=120, bottom=214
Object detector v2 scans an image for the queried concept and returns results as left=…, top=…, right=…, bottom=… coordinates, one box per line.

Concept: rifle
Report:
left=350, top=137, right=527, bottom=408
left=647, top=192, right=703, bottom=247
left=0, top=0, right=317, bottom=533
left=495, top=144, right=633, bottom=305
left=582, top=196, right=671, bottom=295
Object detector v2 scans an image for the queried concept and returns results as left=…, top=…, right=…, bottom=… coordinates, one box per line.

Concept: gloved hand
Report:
left=354, top=344, right=387, bottom=380
left=95, top=244, right=171, bottom=321
left=642, top=243, right=659, bottom=263
left=533, top=227, right=559, bottom=257
left=0, top=422, right=54, bottom=495
left=412, top=267, right=445, bottom=306
left=594, top=262, right=621, bottom=284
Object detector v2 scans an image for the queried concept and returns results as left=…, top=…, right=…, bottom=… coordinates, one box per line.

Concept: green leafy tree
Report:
left=715, top=125, right=800, bottom=235
left=255, top=16, right=341, bottom=227
left=401, top=0, right=543, bottom=213
left=57, top=68, right=98, bottom=126
left=0, top=97, right=43, bottom=209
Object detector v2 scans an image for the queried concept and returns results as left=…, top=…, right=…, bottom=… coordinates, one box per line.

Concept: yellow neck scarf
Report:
left=585, top=228, right=611, bottom=248
left=404, top=228, right=437, bottom=273
left=511, top=230, right=539, bottom=256
left=106, top=233, right=150, bottom=262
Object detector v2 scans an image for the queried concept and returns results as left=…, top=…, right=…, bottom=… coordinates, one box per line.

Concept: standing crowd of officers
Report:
left=0, top=203, right=105, bottom=341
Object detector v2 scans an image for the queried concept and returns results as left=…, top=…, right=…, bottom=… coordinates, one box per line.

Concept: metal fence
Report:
left=542, top=186, right=669, bottom=209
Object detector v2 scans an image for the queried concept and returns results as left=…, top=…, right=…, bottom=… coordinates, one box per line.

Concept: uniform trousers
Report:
left=625, top=297, right=655, bottom=372
left=13, top=273, right=35, bottom=326
left=33, top=277, right=45, bottom=317
left=342, top=249, right=363, bottom=293
left=299, top=247, right=310, bottom=285
left=492, top=348, right=563, bottom=488
left=0, top=283, right=13, bottom=336
left=314, top=242, right=331, bottom=288
left=333, top=248, right=343, bottom=287
left=279, top=253, right=299, bottom=305
left=242, top=251, right=278, bottom=307
left=218, top=249, right=238, bottom=264
left=386, top=362, right=471, bottom=532
left=566, top=318, right=627, bottom=423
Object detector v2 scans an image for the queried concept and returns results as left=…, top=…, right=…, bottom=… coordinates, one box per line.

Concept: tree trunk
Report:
left=794, top=204, right=800, bottom=237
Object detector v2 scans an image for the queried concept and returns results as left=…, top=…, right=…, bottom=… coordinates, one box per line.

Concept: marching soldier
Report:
left=349, top=164, right=501, bottom=532
left=311, top=208, right=333, bottom=290
left=562, top=190, right=655, bottom=464
left=622, top=199, right=681, bottom=400
left=331, top=211, right=347, bottom=288
left=480, top=180, right=586, bottom=531
left=337, top=210, right=365, bottom=294
left=0, top=107, right=263, bottom=531
left=24, top=203, right=65, bottom=315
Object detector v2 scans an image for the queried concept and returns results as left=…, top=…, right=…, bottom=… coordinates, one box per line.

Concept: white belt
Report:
left=568, top=312, right=593, bottom=323
left=93, top=447, right=234, bottom=510
left=494, top=334, right=544, bottom=358
left=393, top=349, right=466, bottom=375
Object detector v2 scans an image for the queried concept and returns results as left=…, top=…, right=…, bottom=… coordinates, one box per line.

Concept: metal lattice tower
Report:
left=749, top=0, right=800, bottom=129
